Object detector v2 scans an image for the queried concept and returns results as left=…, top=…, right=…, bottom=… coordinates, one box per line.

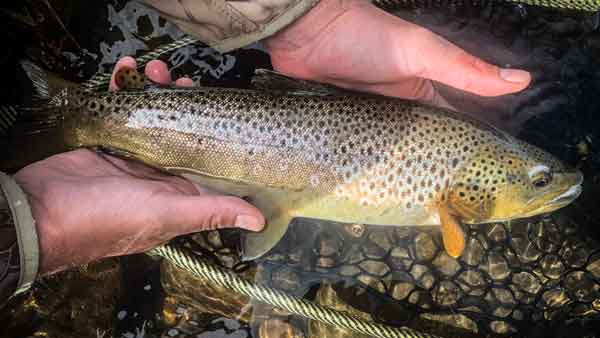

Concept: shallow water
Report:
left=1, top=1, right=599, bottom=338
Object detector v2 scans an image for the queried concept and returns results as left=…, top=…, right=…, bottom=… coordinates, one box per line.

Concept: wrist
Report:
left=13, top=173, right=65, bottom=276
left=264, top=0, right=369, bottom=52
left=0, top=173, right=39, bottom=295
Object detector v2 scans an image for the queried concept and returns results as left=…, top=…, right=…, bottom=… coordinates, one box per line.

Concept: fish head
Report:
left=447, top=138, right=583, bottom=224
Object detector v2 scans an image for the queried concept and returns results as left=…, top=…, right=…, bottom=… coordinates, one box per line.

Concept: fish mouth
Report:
left=536, top=170, right=584, bottom=212
left=546, top=183, right=582, bottom=206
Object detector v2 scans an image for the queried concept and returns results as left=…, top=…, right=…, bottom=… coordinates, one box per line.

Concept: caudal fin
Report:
left=0, top=61, right=66, bottom=172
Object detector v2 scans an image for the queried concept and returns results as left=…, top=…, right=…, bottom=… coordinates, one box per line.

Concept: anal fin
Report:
left=241, top=212, right=294, bottom=261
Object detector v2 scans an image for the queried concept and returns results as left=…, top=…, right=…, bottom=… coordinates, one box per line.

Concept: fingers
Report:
left=156, top=194, right=266, bottom=232
left=144, top=60, right=193, bottom=86
left=175, top=77, right=194, bottom=87
left=111, top=57, right=193, bottom=90
left=403, top=27, right=531, bottom=97
left=109, top=56, right=137, bottom=91
left=145, top=60, right=172, bottom=85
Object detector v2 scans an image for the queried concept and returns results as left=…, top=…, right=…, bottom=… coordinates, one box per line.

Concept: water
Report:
left=1, top=1, right=599, bottom=338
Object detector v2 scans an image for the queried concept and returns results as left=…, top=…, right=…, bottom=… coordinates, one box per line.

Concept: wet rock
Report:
left=586, top=253, right=600, bottom=278
left=259, top=318, right=305, bottom=338
left=539, top=254, right=565, bottom=279
left=410, top=264, right=429, bottom=280
left=310, top=285, right=371, bottom=338
left=512, top=310, right=524, bottom=320
left=419, top=313, right=478, bottom=333
left=511, top=237, right=541, bottom=263
left=432, top=281, right=462, bottom=306
left=362, top=240, right=387, bottom=259
left=432, top=252, right=461, bottom=277
left=492, top=288, right=516, bottom=307
left=338, top=265, right=361, bottom=277
left=368, top=231, right=393, bottom=253
left=572, top=303, right=598, bottom=317
left=390, top=247, right=410, bottom=259
left=564, top=271, right=599, bottom=302
left=272, top=268, right=300, bottom=291
left=359, top=260, right=390, bottom=277
left=389, top=247, right=411, bottom=271
left=560, top=238, right=589, bottom=269
left=459, top=270, right=486, bottom=288
left=420, top=273, right=436, bottom=290
left=216, top=249, right=237, bottom=269
left=162, top=260, right=253, bottom=324
left=462, top=237, right=484, bottom=266
left=357, top=275, right=386, bottom=294
left=413, top=232, right=438, bottom=262
left=492, top=307, right=512, bottom=318
left=316, top=236, right=341, bottom=257
left=512, top=272, right=542, bottom=294
left=490, top=321, right=516, bottom=334
left=485, top=252, right=510, bottom=281
left=346, top=250, right=365, bottom=265
left=265, top=253, right=288, bottom=263
left=409, top=291, right=433, bottom=310
left=206, top=231, right=223, bottom=248
left=343, top=223, right=366, bottom=238
left=458, top=306, right=482, bottom=313
left=391, top=282, right=415, bottom=301
left=486, top=223, right=507, bottom=242
left=541, top=288, right=571, bottom=308
left=503, top=247, right=521, bottom=267
left=317, top=257, right=336, bottom=269
left=393, top=227, right=412, bottom=240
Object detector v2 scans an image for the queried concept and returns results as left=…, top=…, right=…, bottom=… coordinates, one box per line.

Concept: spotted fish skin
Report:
left=34, top=74, right=581, bottom=260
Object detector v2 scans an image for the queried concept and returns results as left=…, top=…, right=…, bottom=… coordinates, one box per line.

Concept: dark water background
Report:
left=1, top=1, right=599, bottom=338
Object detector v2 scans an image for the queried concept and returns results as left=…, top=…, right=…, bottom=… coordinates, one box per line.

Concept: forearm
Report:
left=0, top=172, right=39, bottom=307
left=142, top=0, right=322, bottom=52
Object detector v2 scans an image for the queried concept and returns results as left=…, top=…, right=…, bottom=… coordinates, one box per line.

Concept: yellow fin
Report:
left=168, top=167, right=295, bottom=261
left=438, top=205, right=466, bottom=258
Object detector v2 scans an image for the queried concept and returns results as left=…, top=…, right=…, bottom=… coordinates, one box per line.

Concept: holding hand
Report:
left=265, top=0, right=531, bottom=107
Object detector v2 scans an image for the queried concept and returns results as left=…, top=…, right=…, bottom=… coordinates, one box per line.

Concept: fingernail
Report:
left=234, top=215, right=263, bottom=230
left=499, top=68, right=530, bottom=83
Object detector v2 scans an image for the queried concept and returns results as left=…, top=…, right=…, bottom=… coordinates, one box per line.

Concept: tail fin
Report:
left=0, top=61, right=66, bottom=172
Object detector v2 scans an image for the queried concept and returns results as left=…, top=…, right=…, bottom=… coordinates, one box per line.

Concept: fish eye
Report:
left=528, top=165, right=552, bottom=189
left=532, top=172, right=552, bottom=188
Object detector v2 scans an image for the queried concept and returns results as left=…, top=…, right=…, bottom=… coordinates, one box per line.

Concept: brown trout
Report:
left=3, top=63, right=583, bottom=261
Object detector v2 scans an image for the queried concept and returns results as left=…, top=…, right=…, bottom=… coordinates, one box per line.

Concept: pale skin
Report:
left=15, top=0, right=531, bottom=275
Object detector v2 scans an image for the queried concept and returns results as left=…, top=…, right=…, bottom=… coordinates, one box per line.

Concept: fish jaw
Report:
left=519, top=170, right=583, bottom=217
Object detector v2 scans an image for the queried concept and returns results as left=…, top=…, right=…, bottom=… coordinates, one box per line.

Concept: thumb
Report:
left=156, top=194, right=266, bottom=233
left=406, top=29, right=531, bottom=97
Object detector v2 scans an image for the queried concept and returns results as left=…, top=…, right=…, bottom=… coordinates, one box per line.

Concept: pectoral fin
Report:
left=438, top=205, right=466, bottom=258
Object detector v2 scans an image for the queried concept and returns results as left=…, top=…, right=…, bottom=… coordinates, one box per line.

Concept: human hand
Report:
left=265, top=0, right=531, bottom=108
left=15, top=59, right=265, bottom=275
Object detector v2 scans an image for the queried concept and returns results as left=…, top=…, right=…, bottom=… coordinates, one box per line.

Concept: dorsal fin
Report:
left=251, top=69, right=361, bottom=96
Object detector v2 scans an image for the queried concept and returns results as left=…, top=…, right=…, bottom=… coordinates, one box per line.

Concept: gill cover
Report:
left=448, top=140, right=583, bottom=224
